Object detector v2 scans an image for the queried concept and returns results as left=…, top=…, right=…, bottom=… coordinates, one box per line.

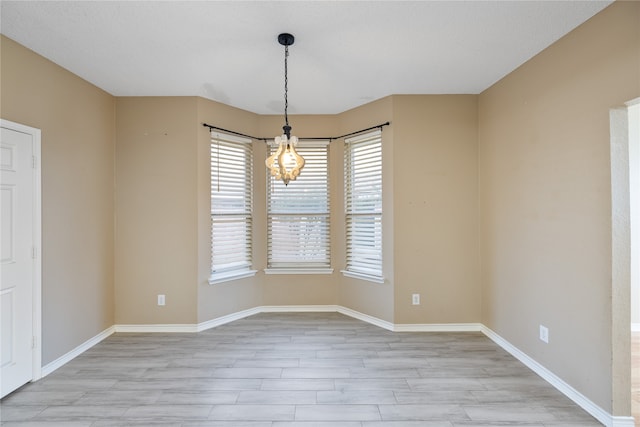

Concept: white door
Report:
left=0, top=122, right=39, bottom=398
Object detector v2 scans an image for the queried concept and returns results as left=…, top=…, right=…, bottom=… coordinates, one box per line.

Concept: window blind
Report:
left=267, top=141, right=330, bottom=269
left=210, top=132, right=253, bottom=276
left=344, top=130, right=382, bottom=279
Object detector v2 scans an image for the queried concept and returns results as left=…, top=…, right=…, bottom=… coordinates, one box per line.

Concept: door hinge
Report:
left=32, top=336, right=36, bottom=349
left=32, top=155, right=37, bottom=169
left=32, top=246, right=37, bottom=259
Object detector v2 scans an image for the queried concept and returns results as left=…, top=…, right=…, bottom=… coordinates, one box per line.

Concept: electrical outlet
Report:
left=158, top=294, right=165, bottom=306
left=412, top=294, right=420, bottom=305
left=539, top=325, right=549, bottom=343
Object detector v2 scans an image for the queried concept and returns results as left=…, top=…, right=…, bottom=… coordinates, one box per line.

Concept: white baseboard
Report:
left=38, top=306, right=631, bottom=426
left=114, top=324, right=198, bottom=333
left=113, top=305, right=343, bottom=334
left=394, top=322, right=482, bottom=332
left=262, top=304, right=339, bottom=313
left=480, top=325, right=629, bottom=427
left=197, top=306, right=262, bottom=332
left=336, top=306, right=395, bottom=331
left=41, top=325, right=115, bottom=378
left=612, top=416, right=636, bottom=427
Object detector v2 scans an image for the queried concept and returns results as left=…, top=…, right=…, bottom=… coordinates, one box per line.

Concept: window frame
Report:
left=209, top=132, right=257, bottom=285
left=265, top=140, right=333, bottom=275
left=342, top=130, right=384, bottom=283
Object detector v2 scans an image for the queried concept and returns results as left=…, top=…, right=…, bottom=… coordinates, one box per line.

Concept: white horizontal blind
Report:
left=267, top=141, right=330, bottom=269
left=344, top=130, right=382, bottom=278
left=211, top=132, right=253, bottom=275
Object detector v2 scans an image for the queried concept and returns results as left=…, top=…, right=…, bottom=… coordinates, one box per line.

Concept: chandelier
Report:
left=265, top=33, right=305, bottom=186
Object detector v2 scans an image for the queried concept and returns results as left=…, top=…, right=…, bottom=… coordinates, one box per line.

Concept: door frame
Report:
left=610, top=98, right=640, bottom=421
left=1, top=119, right=42, bottom=382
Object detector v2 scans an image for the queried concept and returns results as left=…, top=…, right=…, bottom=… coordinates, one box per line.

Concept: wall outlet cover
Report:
left=539, top=325, right=549, bottom=343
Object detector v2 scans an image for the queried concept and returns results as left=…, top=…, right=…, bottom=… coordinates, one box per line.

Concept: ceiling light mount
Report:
left=278, top=33, right=294, bottom=47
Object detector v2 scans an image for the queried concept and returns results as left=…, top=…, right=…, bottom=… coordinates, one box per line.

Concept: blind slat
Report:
left=211, top=133, right=253, bottom=274
left=344, top=131, right=383, bottom=278
left=267, top=143, right=331, bottom=268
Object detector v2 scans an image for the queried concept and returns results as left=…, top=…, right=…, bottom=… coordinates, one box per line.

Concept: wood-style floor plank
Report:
left=1, top=312, right=603, bottom=426
left=632, top=331, right=640, bottom=426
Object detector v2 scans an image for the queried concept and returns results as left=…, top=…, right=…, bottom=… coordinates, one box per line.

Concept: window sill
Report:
left=209, top=269, right=257, bottom=285
left=264, top=268, right=334, bottom=275
left=341, top=270, right=385, bottom=284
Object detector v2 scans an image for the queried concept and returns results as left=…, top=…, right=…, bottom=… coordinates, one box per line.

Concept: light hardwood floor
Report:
left=1, top=312, right=602, bottom=426
left=633, top=331, right=640, bottom=426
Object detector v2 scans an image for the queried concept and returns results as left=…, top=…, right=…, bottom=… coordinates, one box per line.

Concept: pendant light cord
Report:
left=284, top=44, right=289, bottom=128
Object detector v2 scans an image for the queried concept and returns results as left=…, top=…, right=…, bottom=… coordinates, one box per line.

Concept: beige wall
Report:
left=115, top=97, right=199, bottom=324
left=3, top=2, right=638, bottom=415
left=196, top=97, right=263, bottom=322
left=479, top=1, right=640, bottom=413
left=393, top=95, right=480, bottom=325
left=257, top=114, right=342, bottom=307
left=338, top=97, right=396, bottom=322
left=0, top=34, right=481, bottom=341
left=1, top=35, right=115, bottom=364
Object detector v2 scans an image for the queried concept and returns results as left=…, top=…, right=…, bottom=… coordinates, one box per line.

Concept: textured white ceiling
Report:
left=1, top=1, right=613, bottom=115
